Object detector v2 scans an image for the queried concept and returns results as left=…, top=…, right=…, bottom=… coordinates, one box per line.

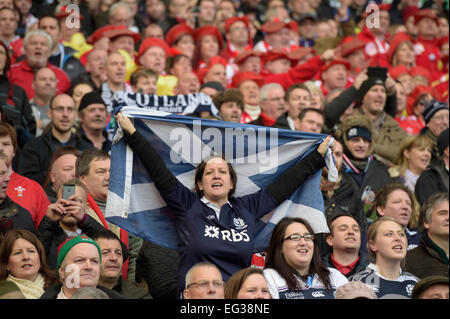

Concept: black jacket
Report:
left=328, top=160, right=399, bottom=236
left=322, top=251, right=370, bottom=278
left=273, top=112, right=293, bottom=130
left=17, top=128, right=92, bottom=185
left=324, top=86, right=397, bottom=132
left=37, top=214, right=108, bottom=270
left=40, top=283, right=126, bottom=299
left=136, top=240, right=179, bottom=299
left=0, top=196, right=37, bottom=235
left=0, top=74, right=36, bottom=148
left=415, top=160, right=449, bottom=205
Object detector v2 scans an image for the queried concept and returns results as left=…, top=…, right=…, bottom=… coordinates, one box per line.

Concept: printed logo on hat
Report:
left=348, top=128, right=358, bottom=138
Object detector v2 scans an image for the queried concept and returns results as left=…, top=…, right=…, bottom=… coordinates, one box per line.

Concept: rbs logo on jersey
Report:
left=204, top=225, right=250, bottom=242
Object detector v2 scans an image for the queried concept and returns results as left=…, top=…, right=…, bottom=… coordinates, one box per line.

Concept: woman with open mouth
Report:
left=349, top=217, right=419, bottom=298
left=117, top=112, right=333, bottom=297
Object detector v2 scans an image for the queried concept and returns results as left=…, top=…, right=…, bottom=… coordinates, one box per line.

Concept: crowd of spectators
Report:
left=0, top=0, right=448, bottom=300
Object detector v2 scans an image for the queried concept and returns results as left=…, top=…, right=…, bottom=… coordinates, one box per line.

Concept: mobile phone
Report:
left=367, top=66, right=387, bottom=80
left=62, top=184, right=76, bottom=200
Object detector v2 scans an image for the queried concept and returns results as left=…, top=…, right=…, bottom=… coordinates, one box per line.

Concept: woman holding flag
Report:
left=116, top=112, right=333, bottom=297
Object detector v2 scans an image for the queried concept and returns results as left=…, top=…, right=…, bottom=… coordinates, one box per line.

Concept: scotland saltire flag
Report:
left=106, top=106, right=332, bottom=252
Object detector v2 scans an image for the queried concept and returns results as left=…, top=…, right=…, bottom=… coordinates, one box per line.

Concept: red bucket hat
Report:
left=193, top=25, right=223, bottom=50
left=136, top=38, right=170, bottom=65
left=165, top=24, right=194, bottom=47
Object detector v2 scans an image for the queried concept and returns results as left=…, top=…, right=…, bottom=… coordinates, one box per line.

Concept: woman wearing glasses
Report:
left=349, top=217, right=419, bottom=298
left=263, top=217, right=348, bottom=299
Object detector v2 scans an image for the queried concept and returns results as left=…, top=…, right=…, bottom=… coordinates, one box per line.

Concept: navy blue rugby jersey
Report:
left=349, top=263, right=419, bottom=298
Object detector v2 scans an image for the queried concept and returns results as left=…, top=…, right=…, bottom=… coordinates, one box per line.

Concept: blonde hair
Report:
left=394, top=134, right=432, bottom=176
left=367, top=217, right=406, bottom=263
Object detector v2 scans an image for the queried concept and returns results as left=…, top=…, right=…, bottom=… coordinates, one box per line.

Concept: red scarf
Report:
left=87, top=193, right=129, bottom=280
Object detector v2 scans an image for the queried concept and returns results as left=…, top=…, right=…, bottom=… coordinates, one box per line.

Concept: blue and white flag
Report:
left=106, top=107, right=333, bottom=252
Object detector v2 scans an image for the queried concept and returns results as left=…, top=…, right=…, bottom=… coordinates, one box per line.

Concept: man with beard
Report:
left=8, top=29, right=71, bottom=100
left=16, top=94, right=92, bottom=185
left=76, top=91, right=110, bottom=152
left=37, top=179, right=109, bottom=270
left=91, top=230, right=151, bottom=298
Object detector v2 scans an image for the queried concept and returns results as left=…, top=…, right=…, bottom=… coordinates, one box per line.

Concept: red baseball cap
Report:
left=321, top=58, right=351, bottom=72
left=414, top=9, right=439, bottom=25
left=339, top=37, right=366, bottom=58
left=262, top=49, right=297, bottom=66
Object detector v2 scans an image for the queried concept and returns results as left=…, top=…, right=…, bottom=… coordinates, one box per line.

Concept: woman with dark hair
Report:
left=0, top=229, right=58, bottom=299
left=263, top=217, right=348, bottom=299
left=0, top=41, right=36, bottom=148
left=117, top=112, right=333, bottom=295
left=224, top=267, right=271, bottom=299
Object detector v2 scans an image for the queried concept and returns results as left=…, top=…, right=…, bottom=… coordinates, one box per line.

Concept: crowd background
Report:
left=0, top=0, right=448, bottom=300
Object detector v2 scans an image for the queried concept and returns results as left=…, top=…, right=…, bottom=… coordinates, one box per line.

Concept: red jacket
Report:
left=8, top=60, right=71, bottom=99
left=414, top=37, right=441, bottom=77
left=7, top=171, right=50, bottom=229
left=357, top=27, right=390, bottom=68
left=262, top=55, right=324, bottom=90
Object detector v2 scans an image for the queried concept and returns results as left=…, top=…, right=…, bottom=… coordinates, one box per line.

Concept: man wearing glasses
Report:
left=17, top=94, right=92, bottom=185
left=183, top=262, right=224, bottom=299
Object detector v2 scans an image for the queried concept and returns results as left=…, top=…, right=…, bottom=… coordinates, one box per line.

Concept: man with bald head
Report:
left=17, top=94, right=92, bottom=184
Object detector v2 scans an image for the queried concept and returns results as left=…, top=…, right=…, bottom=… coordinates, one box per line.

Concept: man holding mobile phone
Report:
left=38, top=178, right=108, bottom=270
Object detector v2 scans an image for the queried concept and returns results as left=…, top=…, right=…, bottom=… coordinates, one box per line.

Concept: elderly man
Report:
left=8, top=29, right=71, bottom=99
left=250, top=83, right=286, bottom=127
left=183, top=262, right=224, bottom=299
left=404, top=193, right=449, bottom=279
left=17, top=94, right=92, bottom=184
left=38, top=14, right=86, bottom=82
left=254, top=19, right=297, bottom=52
left=40, top=235, right=124, bottom=299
